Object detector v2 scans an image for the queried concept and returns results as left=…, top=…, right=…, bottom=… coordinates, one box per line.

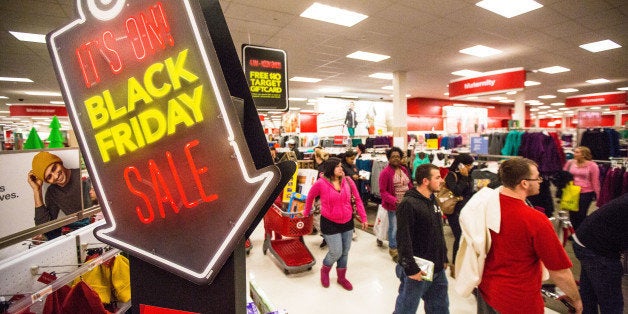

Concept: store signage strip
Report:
left=448, top=67, right=525, bottom=99
left=9, top=105, right=68, bottom=117
left=565, top=91, right=627, bottom=107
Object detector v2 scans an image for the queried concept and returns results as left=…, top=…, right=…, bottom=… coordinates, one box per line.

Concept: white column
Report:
left=615, top=112, right=622, bottom=127
left=392, top=71, right=408, bottom=149
left=513, top=92, right=526, bottom=128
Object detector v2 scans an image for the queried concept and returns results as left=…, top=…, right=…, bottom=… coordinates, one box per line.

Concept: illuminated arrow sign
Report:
left=47, top=0, right=280, bottom=284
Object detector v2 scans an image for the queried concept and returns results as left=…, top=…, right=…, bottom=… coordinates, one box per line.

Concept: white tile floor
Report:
left=245, top=223, right=561, bottom=314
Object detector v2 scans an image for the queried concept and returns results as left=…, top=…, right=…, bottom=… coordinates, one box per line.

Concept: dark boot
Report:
left=320, top=264, right=331, bottom=288
left=336, top=268, right=353, bottom=291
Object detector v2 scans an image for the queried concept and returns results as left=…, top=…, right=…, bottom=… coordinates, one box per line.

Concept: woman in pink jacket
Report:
left=304, top=157, right=368, bottom=291
left=378, top=147, right=413, bottom=262
left=563, top=146, right=600, bottom=230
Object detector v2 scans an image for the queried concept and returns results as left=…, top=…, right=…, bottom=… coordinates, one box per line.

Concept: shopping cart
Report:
left=262, top=203, right=315, bottom=274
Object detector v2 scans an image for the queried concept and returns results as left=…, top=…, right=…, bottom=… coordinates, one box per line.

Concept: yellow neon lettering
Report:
left=138, top=108, right=166, bottom=144
left=177, top=85, right=204, bottom=122
left=94, top=129, right=115, bottom=163
left=84, top=94, right=109, bottom=129
left=103, top=89, right=127, bottom=121
left=129, top=116, right=146, bottom=148
left=110, top=122, right=138, bottom=158
left=128, top=77, right=153, bottom=112
left=144, top=62, right=171, bottom=99
left=164, top=49, right=198, bottom=90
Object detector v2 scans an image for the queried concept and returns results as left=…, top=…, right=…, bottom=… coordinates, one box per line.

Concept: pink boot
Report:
left=320, top=265, right=331, bottom=288
left=336, top=268, right=353, bottom=291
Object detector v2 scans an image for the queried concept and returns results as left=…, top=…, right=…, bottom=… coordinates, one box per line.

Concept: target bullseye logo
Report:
left=296, top=221, right=304, bottom=229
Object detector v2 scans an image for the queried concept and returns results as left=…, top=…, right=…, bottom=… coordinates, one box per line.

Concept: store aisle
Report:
left=245, top=222, right=560, bottom=313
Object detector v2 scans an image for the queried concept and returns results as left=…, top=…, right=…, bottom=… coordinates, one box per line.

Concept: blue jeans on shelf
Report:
left=322, top=230, right=353, bottom=268
left=387, top=210, right=397, bottom=249
left=394, top=265, right=449, bottom=314
left=573, top=241, right=624, bottom=314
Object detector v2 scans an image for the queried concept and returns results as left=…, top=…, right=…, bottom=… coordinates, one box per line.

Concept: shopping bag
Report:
left=373, top=205, right=389, bottom=241
left=560, top=181, right=581, bottom=211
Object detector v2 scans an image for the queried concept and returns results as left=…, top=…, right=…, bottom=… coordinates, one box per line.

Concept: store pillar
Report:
left=392, top=71, right=408, bottom=149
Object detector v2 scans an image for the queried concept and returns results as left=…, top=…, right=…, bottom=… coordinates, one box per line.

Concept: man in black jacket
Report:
left=394, top=164, right=449, bottom=314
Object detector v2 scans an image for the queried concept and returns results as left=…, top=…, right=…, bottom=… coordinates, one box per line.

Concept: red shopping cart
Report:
left=262, top=202, right=315, bottom=274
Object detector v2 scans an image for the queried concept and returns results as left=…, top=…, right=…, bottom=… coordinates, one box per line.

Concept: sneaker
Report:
left=376, top=239, right=383, bottom=247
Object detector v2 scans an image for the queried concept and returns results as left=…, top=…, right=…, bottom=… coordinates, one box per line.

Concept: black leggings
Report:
left=448, top=212, right=461, bottom=264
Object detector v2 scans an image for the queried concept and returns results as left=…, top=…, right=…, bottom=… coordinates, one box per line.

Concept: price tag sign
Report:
left=48, top=0, right=280, bottom=284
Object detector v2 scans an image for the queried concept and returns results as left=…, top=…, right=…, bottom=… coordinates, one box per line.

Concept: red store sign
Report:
left=9, top=105, right=68, bottom=117
left=565, top=91, right=627, bottom=108
left=449, top=68, right=525, bottom=99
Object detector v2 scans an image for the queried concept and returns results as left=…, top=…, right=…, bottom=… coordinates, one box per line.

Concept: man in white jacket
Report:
left=455, top=157, right=581, bottom=314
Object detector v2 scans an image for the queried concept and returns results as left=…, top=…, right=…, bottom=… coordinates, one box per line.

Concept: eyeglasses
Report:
left=524, top=177, right=543, bottom=182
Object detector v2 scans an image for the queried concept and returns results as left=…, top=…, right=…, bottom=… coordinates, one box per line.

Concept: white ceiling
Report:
left=0, top=0, right=627, bottom=131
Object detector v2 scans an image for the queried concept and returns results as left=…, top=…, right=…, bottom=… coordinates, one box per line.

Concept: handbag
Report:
left=373, top=205, right=389, bottom=241
left=345, top=177, right=362, bottom=222
left=435, top=172, right=463, bottom=215
left=560, top=181, right=581, bottom=211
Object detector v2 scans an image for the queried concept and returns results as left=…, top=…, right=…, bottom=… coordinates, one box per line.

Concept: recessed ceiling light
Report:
left=589, top=106, right=601, bottom=110
left=586, top=78, right=610, bottom=84
left=506, top=91, right=517, bottom=95
left=538, top=95, right=556, bottom=99
left=548, top=109, right=558, bottom=113
left=50, top=101, right=65, bottom=105
left=538, top=66, right=570, bottom=74
left=557, top=88, right=579, bottom=93
left=0, top=76, right=34, bottom=83
left=459, top=45, right=502, bottom=57
left=490, top=96, right=506, bottom=100
left=300, top=3, right=368, bottom=27
left=617, top=87, right=628, bottom=91
left=558, top=107, right=571, bottom=111
left=499, top=99, right=515, bottom=103
left=550, top=103, right=564, bottom=106
left=476, top=0, right=543, bottom=18
left=530, top=108, right=539, bottom=112
left=538, top=105, right=551, bottom=109
left=444, top=92, right=450, bottom=96
left=369, top=73, right=394, bottom=80
left=289, top=76, right=321, bottom=83
left=579, top=40, right=621, bottom=53
left=319, top=87, right=343, bottom=93
left=9, top=31, right=46, bottom=43
left=0, top=96, right=8, bottom=99
left=288, top=98, right=308, bottom=101
left=524, top=80, right=541, bottom=86
left=346, top=51, right=390, bottom=62
left=451, top=69, right=483, bottom=77
left=24, top=91, right=62, bottom=96
left=381, top=86, right=393, bottom=90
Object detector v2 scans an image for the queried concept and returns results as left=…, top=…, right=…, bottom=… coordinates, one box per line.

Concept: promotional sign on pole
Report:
left=449, top=68, right=525, bottom=99
left=242, top=45, right=288, bottom=111
left=47, top=0, right=281, bottom=285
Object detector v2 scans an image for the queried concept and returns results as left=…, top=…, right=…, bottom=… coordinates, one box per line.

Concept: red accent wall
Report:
left=406, top=97, right=516, bottom=131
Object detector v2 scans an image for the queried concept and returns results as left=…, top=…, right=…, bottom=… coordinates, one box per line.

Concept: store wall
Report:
left=407, top=97, right=515, bottom=131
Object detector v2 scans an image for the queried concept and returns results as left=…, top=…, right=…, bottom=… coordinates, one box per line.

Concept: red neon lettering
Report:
left=141, top=2, right=175, bottom=51
left=249, top=59, right=259, bottom=67
left=148, top=159, right=180, bottom=218
left=102, top=31, right=123, bottom=74
left=124, top=166, right=155, bottom=224
left=75, top=41, right=100, bottom=88
left=166, top=150, right=200, bottom=208
left=126, top=17, right=147, bottom=60
left=185, top=139, right=218, bottom=202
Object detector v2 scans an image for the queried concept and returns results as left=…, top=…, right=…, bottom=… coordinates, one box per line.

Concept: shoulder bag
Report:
left=435, top=172, right=463, bottom=215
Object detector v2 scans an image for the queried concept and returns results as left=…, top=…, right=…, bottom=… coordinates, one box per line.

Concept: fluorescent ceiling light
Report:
left=319, top=87, right=343, bottom=93
left=499, top=99, right=515, bottom=103
left=369, top=72, right=393, bottom=80
left=288, top=97, right=308, bottom=102
left=346, top=51, right=390, bottom=62
left=506, top=91, right=517, bottom=95
left=617, top=87, right=628, bottom=91
left=459, top=45, right=502, bottom=57
left=0, top=96, right=8, bottom=99
left=24, top=91, right=62, bottom=96
left=538, top=95, right=556, bottom=99
left=50, top=101, right=65, bottom=105
left=381, top=86, right=393, bottom=90
left=538, top=105, right=551, bottom=109
left=490, top=96, right=506, bottom=100
left=586, top=78, right=610, bottom=84
left=524, top=80, right=541, bottom=86
left=558, top=88, right=578, bottom=93
left=300, top=3, right=368, bottom=27
left=548, top=109, right=558, bottom=113
left=0, top=110, right=9, bottom=114
left=0, top=76, right=34, bottom=83
left=579, top=40, right=621, bottom=53
left=550, top=103, right=564, bottom=106
left=444, top=92, right=449, bottom=96
left=9, top=31, right=46, bottom=43
left=451, top=69, right=483, bottom=77
left=529, top=108, right=539, bottom=112
left=538, top=66, right=570, bottom=74
left=290, top=77, right=321, bottom=83
left=476, top=0, right=543, bottom=18
left=589, top=106, right=601, bottom=109
left=558, top=107, right=571, bottom=111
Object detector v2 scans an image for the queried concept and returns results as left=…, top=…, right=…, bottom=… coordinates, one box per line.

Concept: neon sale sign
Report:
left=48, top=0, right=280, bottom=284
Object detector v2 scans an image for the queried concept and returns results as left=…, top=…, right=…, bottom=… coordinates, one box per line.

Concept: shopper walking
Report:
left=456, top=157, right=581, bottom=314
left=394, top=164, right=449, bottom=314
left=303, top=157, right=368, bottom=290
left=573, top=193, right=627, bottom=314
left=378, top=146, right=413, bottom=262
left=443, top=153, right=475, bottom=278
left=341, top=149, right=363, bottom=241
left=563, top=146, right=600, bottom=230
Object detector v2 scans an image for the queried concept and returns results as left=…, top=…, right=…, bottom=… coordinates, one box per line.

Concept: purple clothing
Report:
left=304, top=176, right=367, bottom=224
left=378, top=165, right=413, bottom=212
